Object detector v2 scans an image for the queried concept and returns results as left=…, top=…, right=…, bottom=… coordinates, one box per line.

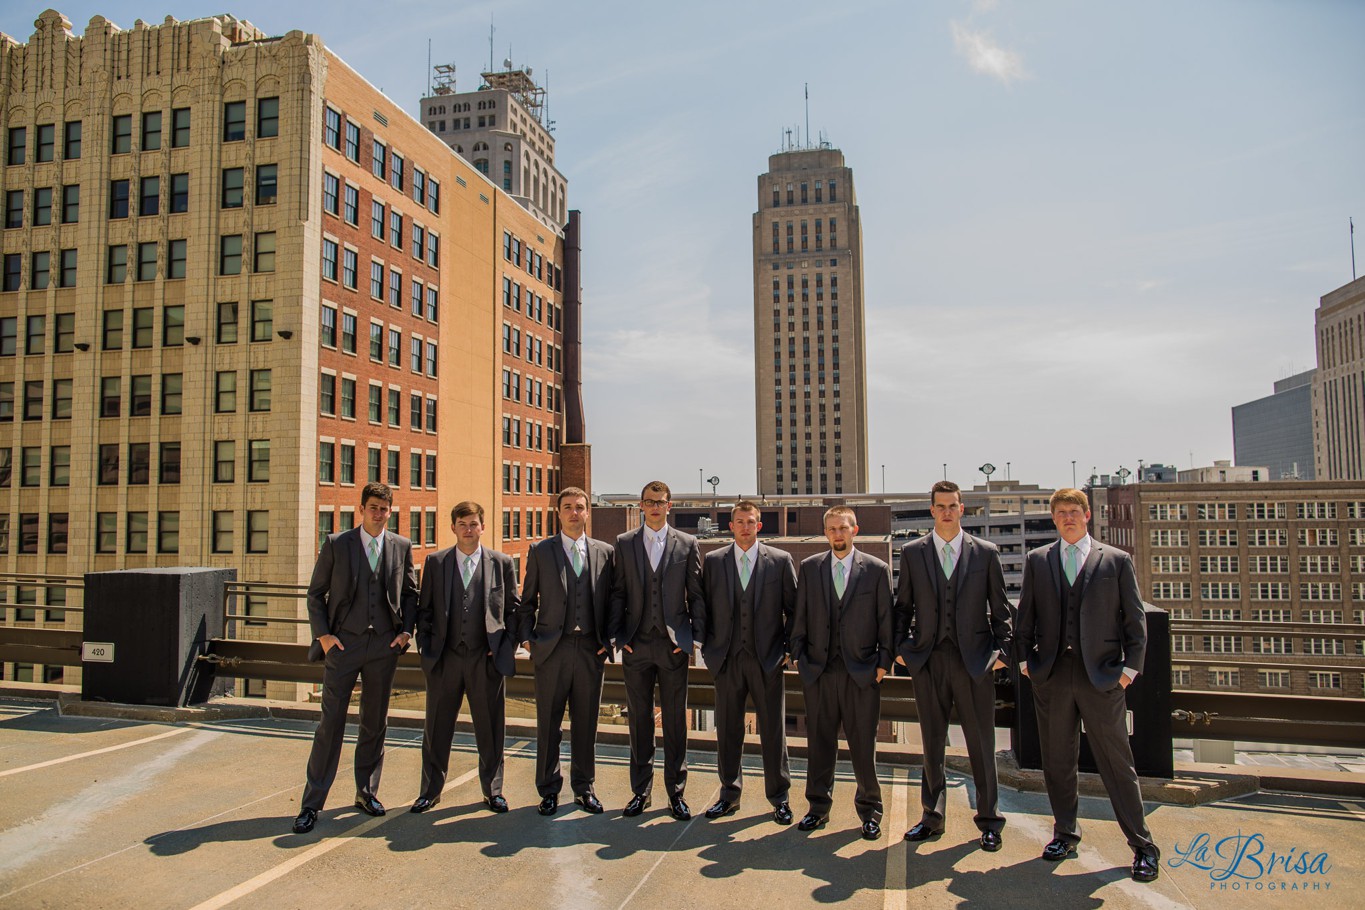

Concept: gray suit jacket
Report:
left=516, top=534, right=616, bottom=661
left=893, top=533, right=1013, bottom=678
left=700, top=542, right=797, bottom=675
left=306, top=528, right=418, bottom=661
left=415, top=546, right=519, bottom=677
left=789, top=549, right=893, bottom=689
left=1016, top=539, right=1147, bottom=690
left=609, top=524, right=706, bottom=652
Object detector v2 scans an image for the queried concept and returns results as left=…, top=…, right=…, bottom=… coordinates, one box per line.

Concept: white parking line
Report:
left=882, top=768, right=909, bottom=910
left=0, top=726, right=191, bottom=778
left=187, top=741, right=531, bottom=910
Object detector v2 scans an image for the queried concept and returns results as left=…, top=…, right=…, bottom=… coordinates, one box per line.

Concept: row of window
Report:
left=318, top=443, right=436, bottom=490
left=501, top=323, right=560, bottom=369
left=4, top=103, right=264, bottom=166
left=1152, top=581, right=1365, bottom=601
left=0, top=437, right=269, bottom=489
left=501, top=461, right=554, bottom=496
left=1154, top=554, right=1365, bottom=574
left=501, top=368, right=560, bottom=412
left=501, top=231, right=561, bottom=289
left=322, top=103, right=441, bottom=215
left=1172, top=635, right=1361, bottom=657
left=318, top=507, right=438, bottom=550
left=501, top=276, right=561, bottom=330
left=319, top=375, right=437, bottom=433
left=1147, top=501, right=1364, bottom=520
left=1, top=232, right=272, bottom=291
left=0, top=509, right=269, bottom=555
left=323, top=174, right=440, bottom=271
left=501, top=414, right=559, bottom=453
left=1171, top=666, right=1349, bottom=691
left=769, top=178, right=839, bottom=208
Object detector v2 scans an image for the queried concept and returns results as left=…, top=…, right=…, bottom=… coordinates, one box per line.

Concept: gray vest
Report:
left=341, top=540, right=394, bottom=636
left=448, top=557, right=488, bottom=652
left=728, top=559, right=756, bottom=659
left=645, top=537, right=666, bottom=634
left=828, top=562, right=847, bottom=666
left=936, top=553, right=960, bottom=647
left=1063, top=565, right=1083, bottom=653
left=567, top=554, right=595, bottom=636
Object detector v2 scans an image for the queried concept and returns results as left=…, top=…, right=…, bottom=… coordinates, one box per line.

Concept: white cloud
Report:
left=950, top=20, right=1026, bottom=86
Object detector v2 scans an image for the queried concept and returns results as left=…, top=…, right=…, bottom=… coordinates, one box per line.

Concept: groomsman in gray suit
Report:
left=894, top=480, right=1012, bottom=851
left=293, top=482, right=418, bottom=834
left=410, top=501, right=519, bottom=815
left=517, top=486, right=616, bottom=816
left=610, top=480, right=707, bottom=821
left=1017, top=488, right=1159, bottom=883
left=699, top=501, right=797, bottom=824
left=789, top=505, right=893, bottom=840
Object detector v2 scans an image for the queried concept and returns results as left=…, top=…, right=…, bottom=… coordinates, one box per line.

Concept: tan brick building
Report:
left=1312, top=275, right=1365, bottom=481
left=0, top=10, right=580, bottom=689
left=1102, top=480, right=1365, bottom=698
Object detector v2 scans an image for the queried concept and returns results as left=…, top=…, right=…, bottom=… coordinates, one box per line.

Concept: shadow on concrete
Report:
left=144, top=809, right=373, bottom=856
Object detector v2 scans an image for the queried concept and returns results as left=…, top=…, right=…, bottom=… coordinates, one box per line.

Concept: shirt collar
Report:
left=1061, top=534, right=1092, bottom=562
left=931, top=529, right=964, bottom=557
left=832, top=548, right=857, bottom=573
left=734, top=541, right=758, bottom=567
left=456, top=545, right=483, bottom=566
left=643, top=524, right=668, bottom=544
left=360, top=527, right=385, bottom=552
left=561, top=532, right=585, bottom=555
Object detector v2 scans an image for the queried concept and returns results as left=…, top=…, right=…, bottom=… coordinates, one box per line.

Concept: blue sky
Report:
left=6, top=1, right=1363, bottom=495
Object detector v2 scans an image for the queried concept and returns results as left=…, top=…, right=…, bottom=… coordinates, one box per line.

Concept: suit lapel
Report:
left=921, top=536, right=941, bottom=595
left=443, top=546, right=458, bottom=618
left=633, top=528, right=648, bottom=587
left=844, top=551, right=863, bottom=604
left=749, top=544, right=766, bottom=593
left=351, top=530, right=366, bottom=588
left=955, top=535, right=974, bottom=597
left=1047, top=541, right=1064, bottom=600
left=1076, top=542, right=1103, bottom=599
left=550, top=537, right=570, bottom=592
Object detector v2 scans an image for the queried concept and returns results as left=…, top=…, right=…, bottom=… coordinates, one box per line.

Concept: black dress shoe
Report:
left=573, top=793, right=604, bottom=814
left=773, top=802, right=793, bottom=825
left=704, top=799, right=739, bottom=819
left=797, top=812, right=828, bottom=832
left=537, top=794, right=558, bottom=816
left=904, top=821, right=943, bottom=842
left=669, top=795, right=691, bottom=821
left=354, top=795, right=386, bottom=817
left=623, top=793, right=652, bottom=817
left=291, top=808, right=317, bottom=834
left=409, top=796, right=440, bottom=814
left=485, top=795, right=509, bottom=813
left=1131, top=851, right=1160, bottom=882
left=980, top=830, right=1002, bottom=852
left=862, top=820, right=882, bottom=841
left=1042, top=838, right=1077, bottom=862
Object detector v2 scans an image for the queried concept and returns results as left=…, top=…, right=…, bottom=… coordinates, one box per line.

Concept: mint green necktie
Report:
left=740, top=552, right=751, bottom=590
left=834, top=560, right=846, bottom=598
left=571, top=544, right=583, bottom=577
left=367, top=538, right=380, bottom=572
left=462, top=555, right=475, bottom=586
left=941, top=543, right=954, bottom=578
left=1064, top=544, right=1079, bottom=585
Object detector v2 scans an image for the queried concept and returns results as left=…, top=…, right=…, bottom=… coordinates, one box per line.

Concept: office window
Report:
left=111, top=115, right=132, bottom=153
left=96, top=513, right=118, bottom=553
left=2, top=254, right=18, bottom=291
left=321, top=305, right=337, bottom=347
left=340, top=444, right=355, bottom=485
left=410, top=451, right=422, bottom=487
left=22, top=380, right=42, bottom=421
left=368, top=383, right=382, bottom=423
left=126, top=513, right=148, bottom=553
left=370, top=261, right=384, bottom=299
left=166, top=172, right=188, bottom=214
left=4, top=190, right=21, bottom=228
left=212, top=512, right=233, bottom=554
left=391, top=152, right=404, bottom=190
left=342, top=247, right=357, bottom=288
left=64, top=121, right=81, bottom=159
left=99, top=377, right=122, bottom=417
left=319, top=441, right=334, bottom=482
left=220, top=235, right=242, bottom=275
left=323, top=106, right=341, bottom=148
left=426, top=341, right=437, bottom=377
left=341, top=377, right=356, bottom=418
left=410, top=393, right=422, bottom=430
left=61, top=184, right=79, bottom=223
left=136, top=242, right=156, bottom=281
left=255, top=164, right=277, bottom=205
left=319, top=373, right=336, bottom=415
left=249, top=440, right=270, bottom=482
left=31, top=252, right=50, bottom=290
left=48, top=445, right=70, bottom=486
left=250, top=369, right=271, bottom=411
left=159, top=443, right=181, bottom=484
left=322, top=172, right=339, bottom=214
left=109, top=179, right=130, bottom=218
left=128, top=443, right=150, bottom=484
left=215, top=371, right=237, bottom=412
left=102, top=310, right=123, bottom=350
left=20, top=446, right=40, bottom=486
left=217, top=301, right=238, bottom=344
left=345, top=120, right=360, bottom=161
left=390, top=211, right=402, bottom=247
left=161, top=373, right=182, bottom=415
left=426, top=454, right=436, bottom=488
left=412, top=224, right=425, bottom=260
left=141, top=111, right=161, bottom=150
left=247, top=511, right=268, bottom=553
left=426, top=397, right=436, bottom=433
left=162, top=305, right=184, bottom=346
left=369, top=322, right=383, bottom=362
left=165, top=239, right=187, bottom=279
left=158, top=512, right=179, bottom=554
left=387, top=449, right=400, bottom=485
left=0, top=382, right=12, bottom=421
left=427, top=286, right=438, bottom=322
left=341, top=312, right=357, bottom=354
left=224, top=101, right=246, bottom=141
left=322, top=238, right=338, bottom=281
left=389, top=269, right=402, bottom=307
left=388, top=328, right=401, bottom=365
left=343, top=184, right=359, bottom=224
left=411, top=336, right=423, bottom=372
left=257, top=97, right=279, bottom=138
left=213, top=440, right=235, bottom=482
left=411, top=279, right=423, bottom=316
left=33, top=187, right=53, bottom=226
left=222, top=168, right=244, bottom=208
left=427, top=234, right=439, bottom=268
left=254, top=232, right=276, bottom=273
left=171, top=108, right=190, bottom=147
left=130, top=374, right=152, bottom=415
left=34, top=123, right=55, bottom=162
left=139, top=176, right=160, bottom=216
left=372, top=140, right=386, bottom=179
left=427, top=179, right=440, bottom=213
left=7, top=126, right=25, bottom=165
left=51, top=378, right=72, bottom=420
left=372, top=200, right=385, bottom=238
left=388, top=388, right=401, bottom=426
left=56, top=248, right=76, bottom=287
left=251, top=299, right=272, bottom=341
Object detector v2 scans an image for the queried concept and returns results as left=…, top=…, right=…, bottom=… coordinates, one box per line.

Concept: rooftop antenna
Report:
left=797, top=85, right=808, bottom=151
left=488, top=18, right=495, bottom=75
left=1352, top=216, right=1357, bottom=281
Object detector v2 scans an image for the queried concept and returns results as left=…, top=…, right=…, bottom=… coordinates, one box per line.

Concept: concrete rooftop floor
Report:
left=0, top=697, right=1359, bottom=910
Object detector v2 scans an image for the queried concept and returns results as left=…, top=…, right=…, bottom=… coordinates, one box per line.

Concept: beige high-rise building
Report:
left=753, top=146, right=868, bottom=496
left=1312, top=274, right=1365, bottom=480
left=0, top=10, right=582, bottom=692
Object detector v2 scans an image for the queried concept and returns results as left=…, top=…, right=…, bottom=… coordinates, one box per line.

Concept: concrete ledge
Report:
left=24, top=692, right=1364, bottom=804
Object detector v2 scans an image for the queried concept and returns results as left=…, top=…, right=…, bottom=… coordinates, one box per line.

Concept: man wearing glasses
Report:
left=610, top=481, right=707, bottom=820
